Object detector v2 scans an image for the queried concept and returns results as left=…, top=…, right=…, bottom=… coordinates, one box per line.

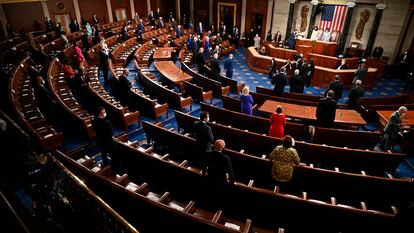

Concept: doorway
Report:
left=54, top=14, right=71, bottom=34
left=254, top=13, right=264, bottom=38
left=114, top=8, right=127, bottom=21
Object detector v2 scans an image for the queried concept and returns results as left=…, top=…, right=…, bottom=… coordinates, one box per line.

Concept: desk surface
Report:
left=259, top=100, right=366, bottom=126
left=377, top=110, right=414, bottom=126
left=153, top=48, right=173, bottom=60
left=154, top=61, right=192, bottom=84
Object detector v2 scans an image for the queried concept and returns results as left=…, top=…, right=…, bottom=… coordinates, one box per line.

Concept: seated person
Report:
left=337, top=59, right=348, bottom=70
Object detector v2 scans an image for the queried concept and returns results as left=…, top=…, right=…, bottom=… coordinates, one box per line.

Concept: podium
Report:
left=296, top=38, right=337, bottom=56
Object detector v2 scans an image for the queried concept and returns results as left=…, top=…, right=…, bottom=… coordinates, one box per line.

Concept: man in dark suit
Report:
left=336, top=59, right=348, bottom=70
left=380, top=106, right=407, bottom=151
left=306, top=58, right=315, bottom=87
left=157, top=17, right=165, bottom=29
left=196, top=47, right=206, bottom=75
left=347, top=80, right=364, bottom=109
left=33, top=76, right=57, bottom=121
left=193, top=111, right=214, bottom=165
left=118, top=68, right=132, bottom=107
left=271, top=67, right=288, bottom=97
left=327, top=75, right=343, bottom=101
left=289, top=69, right=304, bottom=93
left=210, top=53, right=221, bottom=81
left=316, top=90, right=337, bottom=128
left=204, top=139, right=234, bottom=195
left=353, top=63, right=368, bottom=84
left=80, top=31, right=90, bottom=50
left=149, top=11, right=155, bottom=26
left=372, top=45, right=384, bottom=59
left=99, top=46, right=110, bottom=83
left=175, top=25, right=184, bottom=38
left=92, top=107, right=114, bottom=166
left=224, top=54, right=234, bottom=79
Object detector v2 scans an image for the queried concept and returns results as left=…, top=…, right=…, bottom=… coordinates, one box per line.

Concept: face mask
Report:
left=102, top=113, right=107, bottom=118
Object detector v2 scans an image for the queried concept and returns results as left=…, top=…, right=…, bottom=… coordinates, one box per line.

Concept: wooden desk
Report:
left=153, top=47, right=173, bottom=60
left=259, top=100, right=366, bottom=126
left=154, top=61, right=192, bottom=89
left=247, top=47, right=378, bottom=89
left=296, top=38, right=337, bottom=56
left=378, top=110, right=414, bottom=126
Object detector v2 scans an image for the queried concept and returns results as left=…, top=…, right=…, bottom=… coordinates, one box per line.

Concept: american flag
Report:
left=319, top=4, right=347, bottom=32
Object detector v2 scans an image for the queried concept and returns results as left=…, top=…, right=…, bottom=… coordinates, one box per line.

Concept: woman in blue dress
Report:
left=240, top=86, right=254, bottom=115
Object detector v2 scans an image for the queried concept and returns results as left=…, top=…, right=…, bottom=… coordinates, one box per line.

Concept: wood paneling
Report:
left=78, top=0, right=108, bottom=24
left=134, top=0, right=149, bottom=16
left=180, top=0, right=190, bottom=24
left=111, top=0, right=131, bottom=20
left=47, top=0, right=76, bottom=22
left=194, top=0, right=210, bottom=27
left=244, top=0, right=268, bottom=39
left=213, top=0, right=242, bottom=29
left=3, top=2, right=44, bottom=32
left=150, top=0, right=175, bottom=19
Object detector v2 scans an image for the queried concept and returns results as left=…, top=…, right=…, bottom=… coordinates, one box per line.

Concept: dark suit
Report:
left=271, top=72, right=288, bottom=97
left=289, top=75, right=304, bottom=93
left=372, top=47, right=384, bottom=59
left=347, top=86, right=364, bottom=109
left=196, top=52, right=205, bottom=74
left=381, top=111, right=403, bottom=150
left=34, top=85, right=56, bottom=119
left=354, top=67, right=368, bottom=82
left=336, top=64, right=348, bottom=70
left=316, top=97, right=337, bottom=128
left=306, top=62, right=315, bottom=87
left=210, top=58, right=221, bottom=81
left=193, top=121, right=214, bottom=162
left=118, top=74, right=132, bottom=106
left=327, top=81, right=343, bottom=101
left=99, top=51, right=110, bottom=82
left=92, top=117, right=114, bottom=165
left=224, top=58, right=234, bottom=79
left=205, top=150, right=234, bottom=186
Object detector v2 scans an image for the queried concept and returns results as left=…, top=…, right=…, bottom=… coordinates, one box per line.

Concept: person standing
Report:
left=269, top=135, right=300, bottom=184
left=316, top=90, right=337, bottom=128
left=372, top=45, right=384, bottom=59
left=118, top=68, right=132, bottom=107
left=204, top=139, right=234, bottom=189
left=321, top=28, right=331, bottom=42
left=92, top=107, right=114, bottom=166
left=193, top=111, right=214, bottom=165
left=210, top=53, right=221, bottom=81
left=224, top=54, right=235, bottom=79
left=73, top=42, right=84, bottom=69
left=269, top=105, right=286, bottom=138
left=347, top=80, right=364, bottom=109
left=289, top=69, right=304, bottom=93
left=196, top=48, right=206, bottom=75
left=380, top=106, right=408, bottom=151
left=240, top=86, right=254, bottom=115
left=327, top=75, right=343, bottom=102
left=99, top=45, right=110, bottom=84
left=271, top=67, right=288, bottom=97
left=203, top=139, right=234, bottom=207
left=33, top=76, right=57, bottom=121
left=353, top=63, right=367, bottom=84
left=253, top=34, right=261, bottom=50
left=306, top=58, right=315, bottom=88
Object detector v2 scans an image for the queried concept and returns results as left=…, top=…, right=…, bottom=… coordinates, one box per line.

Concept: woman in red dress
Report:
left=269, top=105, right=286, bottom=138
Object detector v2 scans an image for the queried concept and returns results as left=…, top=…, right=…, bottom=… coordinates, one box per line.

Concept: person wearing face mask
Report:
left=380, top=106, right=408, bottom=152
left=92, top=107, right=114, bottom=166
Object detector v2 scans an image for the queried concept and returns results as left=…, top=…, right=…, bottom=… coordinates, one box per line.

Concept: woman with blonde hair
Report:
left=240, top=86, right=254, bottom=115
left=269, top=105, right=286, bottom=138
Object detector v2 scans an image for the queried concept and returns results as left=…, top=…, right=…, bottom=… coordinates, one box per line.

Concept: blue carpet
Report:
left=225, top=48, right=406, bottom=104
left=62, top=48, right=413, bottom=178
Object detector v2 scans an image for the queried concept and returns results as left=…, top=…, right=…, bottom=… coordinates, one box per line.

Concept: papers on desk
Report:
left=224, top=222, right=240, bottom=231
